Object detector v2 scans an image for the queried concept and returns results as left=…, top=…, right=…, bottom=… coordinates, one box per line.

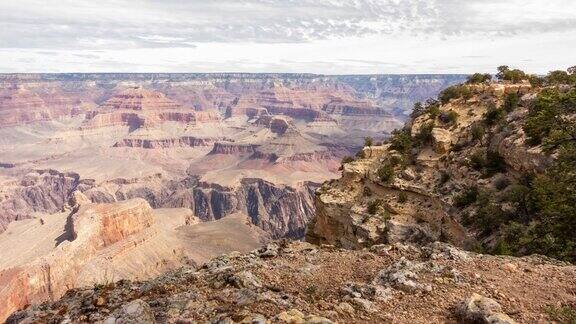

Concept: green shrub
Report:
left=502, top=93, right=519, bottom=112
left=389, top=129, right=413, bottom=154
left=439, top=171, right=450, bottom=185
left=546, top=70, right=571, bottom=85
left=544, top=304, right=576, bottom=323
left=398, top=192, right=408, bottom=203
left=415, top=122, right=434, bottom=146
left=523, top=87, right=576, bottom=148
left=440, top=110, right=459, bottom=125
left=439, top=85, right=472, bottom=104
left=466, top=73, right=492, bottom=84
left=428, top=104, right=440, bottom=119
left=377, top=164, right=395, bottom=183
left=367, top=199, right=382, bottom=215
left=454, top=186, right=479, bottom=208
left=496, top=66, right=527, bottom=83
left=470, top=124, right=485, bottom=142
left=484, top=150, right=507, bottom=175
left=468, top=150, right=486, bottom=171
left=494, top=176, right=510, bottom=191
left=364, top=137, right=373, bottom=147
left=483, top=107, right=505, bottom=126
left=341, top=156, right=355, bottom=164
left=388, top=155, right=404, bottom=167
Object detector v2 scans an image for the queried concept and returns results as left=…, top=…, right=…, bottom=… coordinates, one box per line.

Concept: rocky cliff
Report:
left=0, top=197, right=269, bottom=322
left=307, top=69, right=576, bottom=262
left=8, top=241, right=575, bottom=323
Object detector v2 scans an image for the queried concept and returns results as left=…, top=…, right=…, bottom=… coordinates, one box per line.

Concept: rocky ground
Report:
left=8, top=241, right=575, bottom=323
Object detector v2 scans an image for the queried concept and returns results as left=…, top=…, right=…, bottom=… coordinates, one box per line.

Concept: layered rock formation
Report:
left=0, top=198, right=268, bottom=321
left=0, top=73, right=463, bottom=241
left=306, top=80, right=568, bottom=258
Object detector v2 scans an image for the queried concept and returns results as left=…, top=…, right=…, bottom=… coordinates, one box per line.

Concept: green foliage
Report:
left=469, top=150, right=486, bottom=171
left=388, top=155, right=404, bottom=167
left=439, top=171, right=450, bottom=185
left=494, top=176, right=511, bottom=191
left=545, top=304, right=576, bottom=323
left=492, top=240, right=513, bottom=255
left=484, top=150, right=507, bottom=176
left=523, top=87, right=576, bottom=149
left=398, top=192, right=408, bottom=203
left=466, top=73, right=492, bottom=84
left=377, top=163, right=395, bottom=183
left=427, top=104, right=440, bottom=119
left=483, top=106, right=505, bottom=126
left=439, top=85, right=472, bottom=104
left=546, top=70, right=571, bottom=85
left=454, top=186, right=479, bottom=208
left=341, top=156, right=355, bottom=164
left=367, top=199, right=383, bottom=215
left=364, top=137, right=373, bottom=147
left=415, top=122, right=434, bottom=145
left=502, top=92, right=519, bottom=112
left=411, top=101, right=425, bottom=118
left=496, top=66, right=527, bottom=83
left=440, top=110, right=459, bottom=125
left=528, top=74, right=545, bottom=87
left=470, top=124, right=485, bottom=142
left=389, top=128, right=413, bottom=154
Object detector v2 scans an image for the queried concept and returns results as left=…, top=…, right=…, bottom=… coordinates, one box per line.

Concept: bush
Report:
left=523, top=87, right=576, bottom=148
left=439, top=110, right=458, bottom=125
left=454, top=186, right=479, bottom=208
left=439, top=85, right=472, bottom=104
left=415, top=122, right=434, bottom=146
left=341, top=156, right=354, bottom=164
left=468, top=150, right=486, bottom=171
left=470, top=124, right=485, bottom=142
left=389, top=129, right=413, bottom=154
left=364, top=137, right=373, bottom=147
left=484, top=150, right=507, bottom=175
left=427, top=104, right=440, bottom=119
left=367, top=199, right=382, bottom=215
left=483, top=107, right=505, bottom=126
left=355, top=149, right=365, bottom=159
left=466, top=73, right=492, bottom=84
left=502, top=93, right=519, bottom=112
left=439, top=171, right=450, bottom=185
left=377, top=163, right=395, bottom=183
left=546, top=70, right=571, bottom=85
left=398, top=192, right=408, bottom=203
left=496, top=66, right=527, bottom=83
left=494, top=176, right=510, bottom=191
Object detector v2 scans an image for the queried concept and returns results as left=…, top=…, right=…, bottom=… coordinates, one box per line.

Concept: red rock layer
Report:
left=0, top=199, right=155, bottom=321
left=113, top=136, right=216, bottom=149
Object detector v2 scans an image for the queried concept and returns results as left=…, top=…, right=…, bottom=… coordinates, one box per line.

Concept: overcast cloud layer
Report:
left=0, top=0, right=575, bottom=73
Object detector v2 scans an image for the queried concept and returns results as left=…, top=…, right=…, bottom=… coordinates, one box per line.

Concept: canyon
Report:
left=0, top=73, right=464, bottom=320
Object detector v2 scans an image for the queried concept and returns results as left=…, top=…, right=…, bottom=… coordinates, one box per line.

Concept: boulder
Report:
left=431, top=127, right=452, bottom=154
left=456, top=293, right=517, bottom=324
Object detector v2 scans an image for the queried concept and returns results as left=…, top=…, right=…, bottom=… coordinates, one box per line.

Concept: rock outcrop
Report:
left=0, top=199, right=269, bottom=322
left=8, top=241, right=575, bottom=323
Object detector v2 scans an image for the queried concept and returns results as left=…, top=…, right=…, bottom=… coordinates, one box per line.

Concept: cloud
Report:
left=0, top=1, right=574, bottom=73
left=1, top=0, right=575, bottom=51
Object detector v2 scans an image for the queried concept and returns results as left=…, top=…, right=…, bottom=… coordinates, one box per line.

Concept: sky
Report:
left=0, top=0, right=575, bottom=74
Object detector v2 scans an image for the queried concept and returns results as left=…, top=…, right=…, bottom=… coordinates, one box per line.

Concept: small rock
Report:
left=336, top=302, right=355, bottom=314
left=259, top=243, right=279, bottom=258
left=230, top=271, right=262, bottom=289
left=107, top=299, right=155, bottom=324
left=456, top=293, right=517, bottom=324
left=277, top=309, right=305, bottom=323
